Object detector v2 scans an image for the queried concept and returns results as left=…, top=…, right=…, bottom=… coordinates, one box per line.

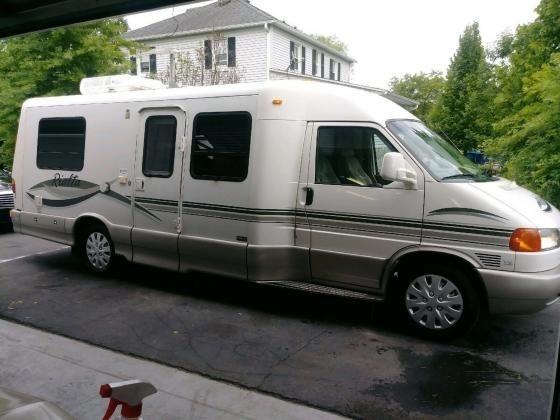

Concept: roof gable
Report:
left=125, top=0, right=275, bottom=40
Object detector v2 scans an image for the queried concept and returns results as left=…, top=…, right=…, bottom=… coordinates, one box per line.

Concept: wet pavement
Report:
left=0, top=232, right=558, bottom=419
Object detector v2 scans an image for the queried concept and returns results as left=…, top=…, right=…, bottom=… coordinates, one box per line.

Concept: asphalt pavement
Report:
left=1, top=231, right=558, bottom=419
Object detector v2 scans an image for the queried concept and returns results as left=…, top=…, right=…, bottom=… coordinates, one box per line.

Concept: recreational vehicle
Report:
left=10, top=79, right=560, bottom=338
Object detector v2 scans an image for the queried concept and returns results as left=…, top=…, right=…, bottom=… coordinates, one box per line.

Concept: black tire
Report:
left=77, top=222, right=115, bottom=274
left=392, top=263, right=480, bottom=340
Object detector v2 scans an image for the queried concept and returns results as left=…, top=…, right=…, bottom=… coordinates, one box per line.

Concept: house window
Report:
left=205, top=37, right=236, bottom=68
left=215, top=39, right=229, bottom=66
left=321, top=53, right=325, bottom=78
left=289, top=41, right=297, bottom=70
left=191, top=112, right=252, bottom=182
left=338, top=62, right=341, bottom=81
left=329, top=59, right=335, bottom=80
left=142, top=116, right=177, bottom=178
left=312, top=49, right=317, bottom=76
left=140, top=54, right=157, bottom=73
left=315, top=126, right=396, bottom=187
left=301, top=46, right=306, bottom=74
left=37, top=117, right=86, bottom=171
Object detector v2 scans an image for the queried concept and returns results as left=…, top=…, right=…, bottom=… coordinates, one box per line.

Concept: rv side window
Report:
left=37, top=117, right=86, bottom=171
left=315, top=126, right=396, bottom=187
left=142, top=115, right=177, bottom=178
left=190, top=112, right=252, bottom=182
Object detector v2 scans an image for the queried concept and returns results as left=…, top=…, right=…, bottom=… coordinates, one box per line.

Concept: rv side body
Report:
left=11, top=81, right=560, bottom=337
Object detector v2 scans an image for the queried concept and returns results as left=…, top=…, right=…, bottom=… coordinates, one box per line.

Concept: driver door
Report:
left=300, top=122, right=424, bottom=291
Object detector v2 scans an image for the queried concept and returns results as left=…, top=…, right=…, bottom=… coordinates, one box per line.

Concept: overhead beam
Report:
left=0, top=0, right=199, bottom=38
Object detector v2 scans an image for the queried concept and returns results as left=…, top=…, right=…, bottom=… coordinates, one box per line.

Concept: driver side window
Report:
left=315, top=126, right=395, bottom=187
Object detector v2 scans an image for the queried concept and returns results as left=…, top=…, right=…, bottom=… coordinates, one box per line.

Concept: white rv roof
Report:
left=22, top=80, right=418, bottom=126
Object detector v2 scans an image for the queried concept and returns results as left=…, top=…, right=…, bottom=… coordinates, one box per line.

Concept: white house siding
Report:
left=137, top=26, right=268, bottom=85
left=269, top=26, right=352, bottom=83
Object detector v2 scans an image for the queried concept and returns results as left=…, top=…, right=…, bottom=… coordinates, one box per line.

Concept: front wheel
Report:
left=394, top=264, right=480, bottom=340
left=78, top=223, right=115, bottom=274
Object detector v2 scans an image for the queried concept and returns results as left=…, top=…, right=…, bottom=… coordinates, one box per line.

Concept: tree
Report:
left=0, top=18, right=135, bottom=168
left=389, top=71, right=445, bottom=122
left=486, top=54, right=560, bottom=205
left=310, top=34, right=348, bottom=54
left=430, top=23, right=496, bottom=153
left=484, top=0, right=560, bottom=206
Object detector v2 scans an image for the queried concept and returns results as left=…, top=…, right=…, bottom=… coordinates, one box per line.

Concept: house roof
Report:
left=124, top=0, right=356, bottom=63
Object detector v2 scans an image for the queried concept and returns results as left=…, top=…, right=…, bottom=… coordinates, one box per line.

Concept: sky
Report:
left=126, top=0, right=540, bottom=89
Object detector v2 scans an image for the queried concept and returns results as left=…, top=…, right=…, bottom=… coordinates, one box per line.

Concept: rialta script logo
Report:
left=52, top=173, right=79, bottom=188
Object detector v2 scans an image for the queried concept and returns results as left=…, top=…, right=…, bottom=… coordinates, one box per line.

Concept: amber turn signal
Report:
left=509, top=228, right=541, bottom=252
left=272, top=99, right=283, bottom=105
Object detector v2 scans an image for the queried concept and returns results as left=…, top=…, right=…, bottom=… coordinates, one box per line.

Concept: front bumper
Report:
left=479, top=265, right=560, bottom=314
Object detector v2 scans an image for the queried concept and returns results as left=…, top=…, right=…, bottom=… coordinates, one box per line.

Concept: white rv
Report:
left=10, top=80, right=560, bottom=338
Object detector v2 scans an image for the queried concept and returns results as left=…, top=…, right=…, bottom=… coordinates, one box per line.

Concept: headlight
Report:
left=509, top=228, right=560, bottom=252
left=540, top=228, right=560, bottom=250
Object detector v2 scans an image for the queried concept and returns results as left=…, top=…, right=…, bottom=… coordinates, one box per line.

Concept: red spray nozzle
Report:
left=99, top=379, right=157, bottom=420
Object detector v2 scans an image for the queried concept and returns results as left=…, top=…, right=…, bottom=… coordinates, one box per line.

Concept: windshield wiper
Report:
left=441, top=173, right=476, bottom=181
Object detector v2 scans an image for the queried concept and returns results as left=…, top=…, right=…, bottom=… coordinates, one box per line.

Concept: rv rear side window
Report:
left=37, top=117, right=86, bottom=171
left=190, top=112, right=252, bottom=182
left=143, top=115, right=177, bottom=178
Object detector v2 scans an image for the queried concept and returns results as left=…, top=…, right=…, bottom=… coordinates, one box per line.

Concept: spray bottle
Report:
left=99, top=379, right=157, bottom=420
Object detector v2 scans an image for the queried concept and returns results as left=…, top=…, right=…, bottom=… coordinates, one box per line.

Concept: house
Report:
left=124, top=0, right=416, bottom=108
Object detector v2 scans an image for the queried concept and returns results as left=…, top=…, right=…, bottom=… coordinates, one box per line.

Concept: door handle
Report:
left=305, top=187, right=314, bottom=206
left=135, top=177, right=145, bottom=191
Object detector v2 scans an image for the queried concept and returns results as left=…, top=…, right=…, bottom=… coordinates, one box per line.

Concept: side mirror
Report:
left=381, top=152, right=417, bottom=187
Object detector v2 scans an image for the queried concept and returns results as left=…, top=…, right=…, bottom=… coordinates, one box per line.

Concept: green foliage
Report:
left=430, top=23, right=496, bottom=153
left=0, top=18, right=136, bottom=168
left=485, top=54, right=560, bottom=205
left=485, top=0, right=560, bottom=206
left=389, top=71, right=445, bottom=122
left=310, top=34, right=348, bottom=54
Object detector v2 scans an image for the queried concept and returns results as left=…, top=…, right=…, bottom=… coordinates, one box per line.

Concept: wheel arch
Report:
left=71, top=213, right=112, bottom=245
left=382, top=246, right=489, bottom=313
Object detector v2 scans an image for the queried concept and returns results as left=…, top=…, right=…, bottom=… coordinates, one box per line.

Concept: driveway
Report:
left=0, top=232, right=557, bottom=419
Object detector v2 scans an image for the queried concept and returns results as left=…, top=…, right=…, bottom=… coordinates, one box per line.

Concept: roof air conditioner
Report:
left=79, top=75, right=165, bottom=95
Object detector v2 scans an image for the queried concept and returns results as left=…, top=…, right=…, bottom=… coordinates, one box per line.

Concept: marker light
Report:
left=509, top=228, right=560, bottom=252
left=510, top=229, right=541, bottom=252
left=272, top=99, right=283, bottom=105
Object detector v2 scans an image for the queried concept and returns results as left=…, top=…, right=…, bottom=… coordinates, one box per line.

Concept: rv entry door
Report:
left=132, top=107, right=187, bottom=271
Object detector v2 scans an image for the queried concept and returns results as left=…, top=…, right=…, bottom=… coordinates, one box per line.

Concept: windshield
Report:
left=386, top=119, right=495, bottom=182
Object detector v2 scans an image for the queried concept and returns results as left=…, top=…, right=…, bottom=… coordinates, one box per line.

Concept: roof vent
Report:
left=79, top=75, right=165, bottom=95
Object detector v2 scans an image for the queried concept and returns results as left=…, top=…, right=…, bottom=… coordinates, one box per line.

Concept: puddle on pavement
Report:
left=367, top=348, right=524, bottom=414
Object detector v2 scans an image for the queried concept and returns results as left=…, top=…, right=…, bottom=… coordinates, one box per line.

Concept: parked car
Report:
left=0, top=180, right=14, bottom=230
left=9, top=79, right=560, bottom=339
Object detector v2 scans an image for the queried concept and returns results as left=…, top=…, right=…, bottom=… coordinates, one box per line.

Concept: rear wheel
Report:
left=394, top=264, right=480, bottom=340
left=78, top=223, right=115, bottom=274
